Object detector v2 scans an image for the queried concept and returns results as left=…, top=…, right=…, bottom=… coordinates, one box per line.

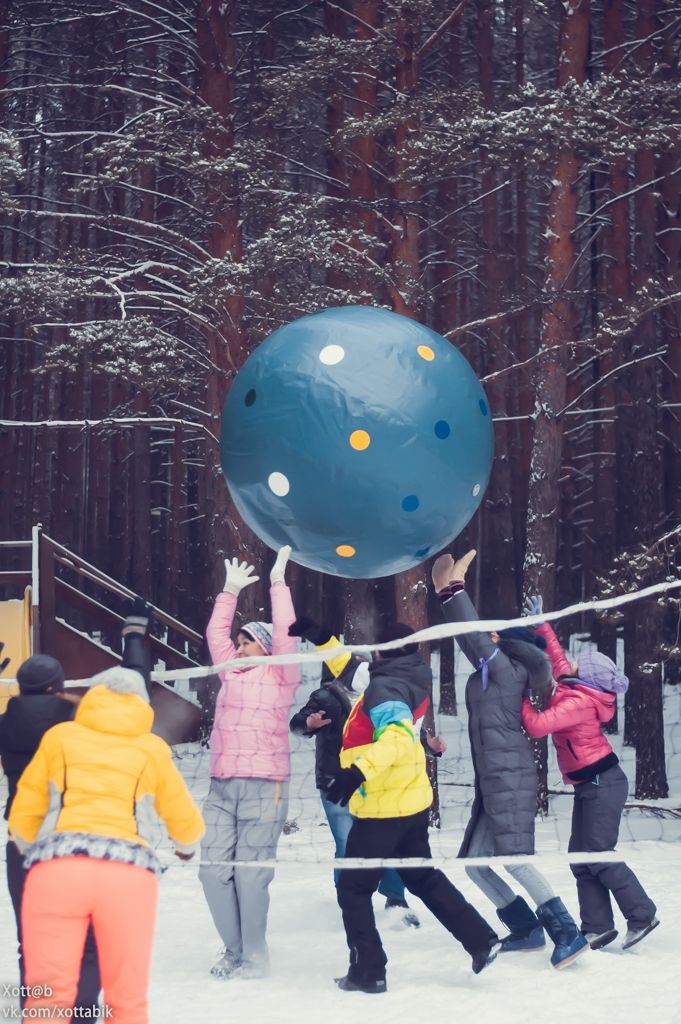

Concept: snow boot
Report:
left=210, top=951, right=242, bottom=979
left=496, top=896, right=546, bottom=952
left=583, top=928, right=618, bottom=950
left=471, top=938, right=502, bottom=975
left=536, top=898, right=589, bottom=969
left=622, top=917, right=659, bottom=950
left=335, top=974, right=387, bottom=994
left=385, top=896, right=421, bottom=929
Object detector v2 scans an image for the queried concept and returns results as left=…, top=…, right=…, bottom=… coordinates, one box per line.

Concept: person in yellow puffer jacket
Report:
left=8, top=601, right=204, bottom=1024
left=288, top=616, right=421, bottom=927
left=326, top=622, right=500, bottom=994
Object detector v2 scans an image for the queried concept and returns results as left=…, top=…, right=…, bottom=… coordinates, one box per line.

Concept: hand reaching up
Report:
left=270, top=545, right=292, bottom=586
left=223, top=558, right=260, bottom=596
left=122, top=597, right=152, bottom=637
left=522, top=594, right=544, bottom=621
left=431, top=549, right=476, bottom=593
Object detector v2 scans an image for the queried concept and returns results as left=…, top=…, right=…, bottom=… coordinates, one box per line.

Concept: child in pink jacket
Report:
left=520, top=596, right=658, bottom=953
left=199, top=546, right=300, bottom=981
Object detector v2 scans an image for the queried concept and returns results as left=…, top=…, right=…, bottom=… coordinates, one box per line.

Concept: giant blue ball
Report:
left=220, top=306, right=493, bottom=578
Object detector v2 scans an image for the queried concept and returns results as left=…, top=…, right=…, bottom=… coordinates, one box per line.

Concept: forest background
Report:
left=0, top=0, right=680, bottom=800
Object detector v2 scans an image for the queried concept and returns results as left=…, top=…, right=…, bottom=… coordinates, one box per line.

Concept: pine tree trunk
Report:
left=197, top=0, right=252, bottom=600
left=523, top=1, right=590, bottom=604
left=476, top=0, right=518, bottom=618
left=618, top=0, right=667, bottom=796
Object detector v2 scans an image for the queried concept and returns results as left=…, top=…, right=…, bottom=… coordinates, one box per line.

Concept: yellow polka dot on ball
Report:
left=417, top=344, right=435, bottom=361
left=336, top=544, right=356, bottom=558
left=349, top=429, right=371, bottom=451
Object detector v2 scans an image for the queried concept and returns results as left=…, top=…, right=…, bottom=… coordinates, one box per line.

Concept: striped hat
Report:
left=241, top=622, right=273, bottom=655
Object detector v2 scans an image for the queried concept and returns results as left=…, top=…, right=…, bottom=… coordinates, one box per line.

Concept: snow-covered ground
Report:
left=1, top=658, right=680, bottom=1023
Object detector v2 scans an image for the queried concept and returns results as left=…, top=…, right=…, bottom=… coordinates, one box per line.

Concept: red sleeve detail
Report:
left=535, top=623, right=573, bottom=679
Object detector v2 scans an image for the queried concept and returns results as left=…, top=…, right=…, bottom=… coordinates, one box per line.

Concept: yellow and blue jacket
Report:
left=340, top=652, right=433, bottom=819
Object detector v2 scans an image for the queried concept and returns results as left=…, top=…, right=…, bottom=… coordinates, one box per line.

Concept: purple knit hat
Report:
left=241, top=621, right=273, bottom=655
left=577, top=650, right=629, bottom=694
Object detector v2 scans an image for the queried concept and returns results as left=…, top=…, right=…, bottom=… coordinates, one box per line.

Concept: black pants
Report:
left=568, top=766, right=656, bottom=932
left=337, top=810, right=497, bottom=982
left=7, top=841, right=101, bottom=1009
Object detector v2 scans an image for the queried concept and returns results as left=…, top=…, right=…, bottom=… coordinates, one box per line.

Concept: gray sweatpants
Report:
left=569, top=764, right=656, bottom=932
left=464, top=810, right=555, bottom=910
left=199, top=777, right=289, bottom=968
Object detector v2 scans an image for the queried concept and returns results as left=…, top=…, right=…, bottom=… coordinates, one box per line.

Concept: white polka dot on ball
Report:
left=319, top=344, right=345, bottom=365
left=268, top=472, right=290, bottom=497
left=472, top=483, right=481, bottom=497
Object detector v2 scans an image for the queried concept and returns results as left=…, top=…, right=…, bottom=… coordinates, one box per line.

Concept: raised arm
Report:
left=431, top=550, right=496, bottom=667
left=441, top=589, right=499, bottom=669
left=206, top=592, right=238, bottom=668
left=288, top=616, right=351, bottom=679
left=535, top=624, right=573, bottom=680
left=121, top=597, right=152, bottom=696
left=431, top=550, right=533, bottom=688
left=523, top=594, right=574, bottom=680
left=206, top=557, right=261, bottom=671
left=269, top=546, right=300, bottom=687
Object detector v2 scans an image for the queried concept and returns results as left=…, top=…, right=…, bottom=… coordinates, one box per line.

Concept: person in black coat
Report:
left=0, top=653, right=101, bottom=1009
left=288, top=617, right=420, bottom=926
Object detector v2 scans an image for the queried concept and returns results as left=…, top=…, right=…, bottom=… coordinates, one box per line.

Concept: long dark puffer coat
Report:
left=441, top=591, right=553, bottom=856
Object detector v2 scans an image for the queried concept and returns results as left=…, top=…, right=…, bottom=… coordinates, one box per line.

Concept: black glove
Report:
left=325, top=765, right=365, bottom=806
left=122, top=597, right=152, bottom=636
left=288, top=616, right=333, bottom=646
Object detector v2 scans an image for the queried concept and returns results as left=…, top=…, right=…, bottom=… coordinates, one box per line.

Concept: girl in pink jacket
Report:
left=199, top=546, right=300, bottom=981
left=521, top=598, right=658, bottom=954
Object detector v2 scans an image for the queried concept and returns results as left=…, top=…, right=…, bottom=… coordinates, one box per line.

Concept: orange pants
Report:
left=22, top=857, right=159, bottom=1024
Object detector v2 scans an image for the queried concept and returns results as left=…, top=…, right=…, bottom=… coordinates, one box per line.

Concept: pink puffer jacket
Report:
left=206, top=585, right=300, bottom=782
left=521, top=685, right=615, bottom=784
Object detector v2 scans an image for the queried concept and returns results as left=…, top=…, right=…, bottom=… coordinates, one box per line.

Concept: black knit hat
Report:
left=497, top=626, right=547, bottom=651
left=16, top=655, right=65, bottom=694
left=376, top=621, right=419, bottom=658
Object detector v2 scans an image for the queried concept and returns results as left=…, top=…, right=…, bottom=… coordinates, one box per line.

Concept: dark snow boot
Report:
left=385, top=897, right=421, bottom=929
left=335, top=974, right=387, bottom=994
left=496, top=896, right=546, bottom=952
left=583, top=928, right=618, bottom=951
left=622, top=917, right=659, bottom=951
left=537, top=898, right=589, bottom=969
left=471, top=938, right=502, bottom=975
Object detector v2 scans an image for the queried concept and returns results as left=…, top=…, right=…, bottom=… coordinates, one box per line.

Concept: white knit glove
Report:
left=223, top=558, right=260, bottom=596
left=270, top=545, right=292, bottom=586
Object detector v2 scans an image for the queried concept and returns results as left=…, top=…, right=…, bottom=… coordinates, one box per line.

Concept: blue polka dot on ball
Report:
left=220, top=305, right=493, bottom=578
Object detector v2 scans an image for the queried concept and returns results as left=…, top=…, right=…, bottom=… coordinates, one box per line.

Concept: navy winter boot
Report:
left=496, top=896, right=546, bottom=952
left=536, top=898, right=589, bottom=969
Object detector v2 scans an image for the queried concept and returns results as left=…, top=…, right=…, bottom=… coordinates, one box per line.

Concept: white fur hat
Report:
left=91, top=667, right=150, bottom=704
